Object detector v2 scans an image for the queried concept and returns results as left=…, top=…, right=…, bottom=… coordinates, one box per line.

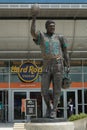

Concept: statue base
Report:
left=25, top=118, right=74, bottom=130
left=31, top=117, right=66, bottom=123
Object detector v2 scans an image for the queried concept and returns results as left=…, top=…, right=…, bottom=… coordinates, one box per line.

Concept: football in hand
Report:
left=31, top=3, right=40, bottom=16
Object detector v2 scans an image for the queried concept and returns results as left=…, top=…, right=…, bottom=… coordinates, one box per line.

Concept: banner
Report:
left=25, top=99, right=37, bottom=116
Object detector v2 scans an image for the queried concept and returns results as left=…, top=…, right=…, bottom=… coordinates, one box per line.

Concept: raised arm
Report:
left=30, top=4, right=40, bottom=40
left=31, top=16, right=38, bottom=39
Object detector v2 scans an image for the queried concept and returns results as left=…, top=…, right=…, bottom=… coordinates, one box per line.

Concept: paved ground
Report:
left=0, top=123, right=13, bottom=130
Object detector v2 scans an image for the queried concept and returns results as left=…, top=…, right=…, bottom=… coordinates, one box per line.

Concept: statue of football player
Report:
left=30, top=4, right=70, bottom=118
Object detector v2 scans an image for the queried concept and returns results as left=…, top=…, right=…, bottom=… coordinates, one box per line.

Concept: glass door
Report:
left=57, top=91, right=64, bottom=118
left=66, top=90, right=77, bottom=118
left=0, top=90, right=8, bottom=122
left=47, top=90, right=65, bottom=118
left=13, top=91, right=27, bottom=121
left=30, top=92, right=42, bottom=118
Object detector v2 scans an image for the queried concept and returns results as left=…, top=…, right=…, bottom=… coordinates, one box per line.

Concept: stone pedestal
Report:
left=25, top=118, right=74, bottom=130
left=31, top=118, right=66, bottom=123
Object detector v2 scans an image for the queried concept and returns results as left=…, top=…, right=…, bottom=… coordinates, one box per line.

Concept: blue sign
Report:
left=18, top=62, right=42, bottom=82
left=0, top=0, right=87, bottom=3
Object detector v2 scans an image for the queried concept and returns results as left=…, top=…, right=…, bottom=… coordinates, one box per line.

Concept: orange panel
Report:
left=0, top=82, right=87, bottom=89
left=71, top=82, right=83, bottom=88
left=10, top=82, right=41, bottom=88
left=10, top=82, right=83, bottom=89
left=0, top=83, right=9, bottom=88
left=84, top=82, right=87, bottom=88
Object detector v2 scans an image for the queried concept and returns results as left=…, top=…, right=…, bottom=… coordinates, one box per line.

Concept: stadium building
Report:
left=0, top=0, right=87, bottom=123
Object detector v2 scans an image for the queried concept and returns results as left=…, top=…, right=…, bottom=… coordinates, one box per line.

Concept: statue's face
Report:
left=46, top=23, right=55, bottom=34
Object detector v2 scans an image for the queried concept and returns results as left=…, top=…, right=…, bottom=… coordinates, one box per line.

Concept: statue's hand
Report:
left=66, top=66, right=70, bottom=73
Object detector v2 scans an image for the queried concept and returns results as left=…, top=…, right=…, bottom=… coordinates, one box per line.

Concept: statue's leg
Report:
left=53, top=72, right=62, bottom=110
left=41, top=71, right=51, bottom=117
left=50, top=61, right=63, bottom=118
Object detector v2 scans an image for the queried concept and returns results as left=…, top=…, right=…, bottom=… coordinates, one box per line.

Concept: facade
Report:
left=0, top=0, right=87, bottom=123
left=0, top=59, right=87, bottom=122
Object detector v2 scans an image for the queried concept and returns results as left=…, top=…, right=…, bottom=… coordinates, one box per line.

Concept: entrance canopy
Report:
left=0, top=4, right=87, bottom=59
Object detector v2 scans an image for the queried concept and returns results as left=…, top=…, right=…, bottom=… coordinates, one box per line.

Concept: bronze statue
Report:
left=30, top=4, right=70, bottom=118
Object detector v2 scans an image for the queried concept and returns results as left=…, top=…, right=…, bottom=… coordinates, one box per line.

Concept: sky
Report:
left=0, top=0, right=87, bottom=4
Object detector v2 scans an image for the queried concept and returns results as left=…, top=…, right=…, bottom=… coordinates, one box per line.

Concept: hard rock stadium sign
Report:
left=11, top=62, right=42, bottom=82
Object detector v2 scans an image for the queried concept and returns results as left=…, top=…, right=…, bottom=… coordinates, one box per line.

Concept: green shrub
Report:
left=68, top=113, right=87, bottom=121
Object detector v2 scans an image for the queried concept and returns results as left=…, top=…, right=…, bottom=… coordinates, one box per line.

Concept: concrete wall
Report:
left=25, top=122, right=74, bottom=130
left=25, top=118, right=87, bottom=130
left=74, top=118, right=87, bottom=130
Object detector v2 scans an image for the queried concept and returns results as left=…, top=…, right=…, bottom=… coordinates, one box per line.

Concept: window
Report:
left=0, top=61, right=9, bottom=73
left=84, top=105, right=87, bottom=113
left=83, top=60, right=87, bottom=73
left=10, top=74, right=21, bottom=82
left=70, top=60, right=82, bottom=73
left=84, top=74, right=87, bottom=82
left=78, top=90, right=82, bottom=104
left=70, top=74, right=82, bottom=82
left=84, top=89, right=87, bottom=103
left=0, top=74, right=9, bottom=82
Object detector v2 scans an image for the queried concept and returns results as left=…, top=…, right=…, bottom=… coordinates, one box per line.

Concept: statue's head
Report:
left=45, top=20, right=55, bottom=29
left=45, top=20, right=55, bottom=34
